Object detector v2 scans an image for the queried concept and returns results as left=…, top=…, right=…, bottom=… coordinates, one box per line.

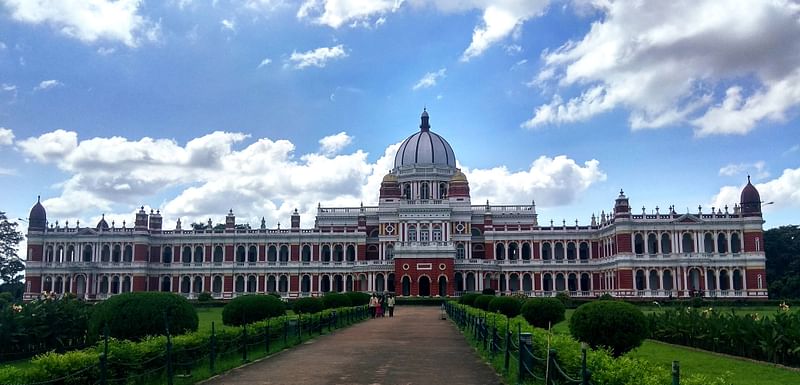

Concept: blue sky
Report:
left=0, top=0, right=798, bottom=241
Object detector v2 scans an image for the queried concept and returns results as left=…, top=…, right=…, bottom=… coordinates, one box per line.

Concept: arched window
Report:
left=247, top=276, right=257, bottom=292
left=717, top=233, right=728, bottom=254
left=402, top=276, right=411, bottom=296
left=508, top=242, right=519, bottom=260
left=213, top=246, right=223, bottom=263
left=181, top=276, right=191, bottom=293
left=438, top=276, right=448, bottom=296
left=555, top=273, right=566, bottom=291
left=432, top=225, right=442, bottom=241
left=522, top=274, right=533, bottom=291
left=757, top=274, right=763, bottom=289
left=161, top=276, right=171, bottom=292
left=111, top=276, right=120, bottom=293
left=579, top=242, right=589, bottom=260
left=647, top=233, right=658, bottom=255
left=542, top=243, right=552, bottom=260
left=83, top=245, right=93, bottom=262
left=235, top=276, right=245, bottom=293
left=660, top=233, right=672, bottom=254
left=439, top=182, right=447, bottom=199
left=112, top=245, right=121, bottom=262
left=122, top=276, right=131, bottom=292
left=566, top=242, right=576, bottom=260
left=522, top=243, right=531, bottom=260
left=635, top=270, right=646, bottom=290
left=408, top=225, right=417, bottom=242
left=249, top=245, right=258, bottom=262
left=543, top=273, right=553, bottom=292
left=212, top=276, right=222, bottom=293
left=182, top=246, right=192, bottom=263
left=279, top=275, right=288, bottom=293
left=268, top=245, right=278, bottom=262
left=731, top=233, right=741, bottom=253
left=495, top=243, right=505, bottom=260
left=471, top=228, right=482, bottom=237
left=101, top=245, right=110, bottom=262
left=567, top=273, right=577, bottom=291
left=236, top=245, right=246, bottom=262
left=279, top=245, right=289, bottom=262
left=67, top=245, right=75, bottom=262
left=301, top=275, right=311, bottom=293
left=706, top=269, right=717, bottom=290
left=555, top=242, right=565, bottom=260
left=162, top=246, right=172, bottom=263
left=321, top=275, right=331, bottom=293
left=420, top=182, right=429, bottom=200
left=634, top=234, right=644, bottom=254
left=403, top=183, right=411, bottom=199
left=194, top=245, right=203, bottom=263
left=420, top=224, right=429, bottom=242
left=733, top=270, right=743, bottom=290
left=322, top=245, right=331, bottom=262
left=123, top=245, right=133, bottom=262
left=663, top=270, right=673, bottom=291
left=99, top=276, right=109, bottom=294
left=267, top=276, right=277, bottom=292
left=580, top=273, right=591, bottom=291
left=456, top=243, right=465, bottom=259
left=719, top=270, right=730, bottom=290
left=333, top=244, right=344, bottom=262
left=649, top=270, right=660, bottom=290
left=346, top=245, right=356, bottom=261
left=302, top=245, right=311, bottom=262
left=682, top=233, right=694, bottom=253
left=193, top=276, right=203, bottom=293
left=704, top=233, right=714, bottom=253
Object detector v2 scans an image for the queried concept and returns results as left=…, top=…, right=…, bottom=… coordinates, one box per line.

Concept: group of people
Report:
left=369, top=293, right=395, bottom=318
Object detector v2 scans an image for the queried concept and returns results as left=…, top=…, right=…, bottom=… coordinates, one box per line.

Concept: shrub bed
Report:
left=520, top=297, right=565, bottom=329
left=569, top=300, right=648, bottom=357
left=488, top=296, right=522, bottom=318
left=394, top=297, right=446, bottom=306
left=293, top=297, right=324, bottom=314
left=473, top=295, right=494, bottom=310
left=90, top=292, right=198, bottom=342
left=344, top=292, right=371, bottom=306
left=458, top=293, right=480, bottom=307
left=649, top=306, right=800, bottom=367
left=222, top=295, right=284, bottom=326
left=322, top=293, right=352, bottom=309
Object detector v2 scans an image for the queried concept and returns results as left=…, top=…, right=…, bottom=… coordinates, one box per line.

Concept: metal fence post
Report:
left=504, top=329, right=511, bottom=372
left=284, top=319, right=288, bottom=346
left=241, top=324, right=248, bottom=363
left=165, top=313, right=174, bottom=385
left=672, top=361, right=680, bottom=385
left=297, top=315, right=302, bottom=344
left=209, top=322, right=216, bottom=373
left=519, top=332, right=532, bottom=382
left=264, top=321, right=270, bottom=354
left=546, top=349, right=558, bottom=385
left=581, top=343, right=591, bottom=385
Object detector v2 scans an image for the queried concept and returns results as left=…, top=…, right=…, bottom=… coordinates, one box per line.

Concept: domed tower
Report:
left=96, top=214, right=110, bottom=231
left=393, top=109, right=457, bottom=200
left=28, top=196, right=47, bottom=232
left=379, top=172, right=402, bottom=202
left=740, top=176, right=762, bottom=217
left=448, top=170, right=470, bottom=199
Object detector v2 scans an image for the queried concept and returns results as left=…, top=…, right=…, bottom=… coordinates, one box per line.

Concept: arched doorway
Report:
left=75, top=275, right=86, bottom=298
left=419, top=276, right=431, bottom=296
left=401, top=276, right=411, bottom=296
left=438, top=276, right=447, bottom=296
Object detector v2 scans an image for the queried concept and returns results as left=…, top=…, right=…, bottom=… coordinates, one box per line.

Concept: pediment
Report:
left=673, top=214, right=703, bottom=224
left=77, top=228, right=98, bottom=236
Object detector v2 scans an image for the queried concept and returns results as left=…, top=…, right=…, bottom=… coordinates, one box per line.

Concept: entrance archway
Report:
left=419, top=276, right=431, bottom=296
left=402, top=276, right=411, bottom=296
left=438, top=276, right=447, bottom=296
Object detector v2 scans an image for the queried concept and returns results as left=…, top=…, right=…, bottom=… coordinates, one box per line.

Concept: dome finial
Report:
left=420, top=108, right=430, bottom=132
left=747, top=174, right=751, bottom=183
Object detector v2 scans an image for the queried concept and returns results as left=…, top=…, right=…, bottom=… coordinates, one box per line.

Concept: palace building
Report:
left=22, top=110, right=769, bottom=301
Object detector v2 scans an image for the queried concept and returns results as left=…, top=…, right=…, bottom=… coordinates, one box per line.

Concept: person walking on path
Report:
left=387, top=295, right=395, bottom=317
left=380, top=294, right=387, bottom=317
left=376, top=295, right=384, bottom=317
left=369, top=294, right=379, bottom=318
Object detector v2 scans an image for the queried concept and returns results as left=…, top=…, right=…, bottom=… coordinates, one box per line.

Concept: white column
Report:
left=742, top=268, right=748, bottom=291
left=715, top=270, right=720, bottom=292
left=727, top=232, right=732, bottom=254
left=504, top=274, right=510, bottom=293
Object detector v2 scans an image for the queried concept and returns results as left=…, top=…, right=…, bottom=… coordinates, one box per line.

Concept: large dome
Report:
left=393, top=109, right=456, bottom=168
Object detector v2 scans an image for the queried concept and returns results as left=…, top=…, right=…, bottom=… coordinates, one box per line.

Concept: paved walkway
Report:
left=202, top=306, right=502, bottom=385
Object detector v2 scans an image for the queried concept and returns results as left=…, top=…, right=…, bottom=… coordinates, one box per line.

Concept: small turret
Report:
left=148, top=209, right=162, bottom=231
left=740, top=176, right=762, bottom=216
left=28, top=196, right=47, bottom=232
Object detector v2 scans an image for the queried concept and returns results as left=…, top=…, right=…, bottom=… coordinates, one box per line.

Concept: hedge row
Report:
left=452, top=302, right=728, bottom=385
left=0, top=305, right=367, bottom=384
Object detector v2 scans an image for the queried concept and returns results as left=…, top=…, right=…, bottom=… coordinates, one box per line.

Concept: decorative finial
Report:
left=747, top=174, right=751, bottom=183
left=37, top=195, right=41, bottom=203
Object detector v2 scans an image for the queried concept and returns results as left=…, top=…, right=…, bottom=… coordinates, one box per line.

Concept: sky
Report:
left=0, top=0, right=799, bottom=251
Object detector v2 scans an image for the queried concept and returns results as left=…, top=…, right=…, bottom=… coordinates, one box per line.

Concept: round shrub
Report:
left=321, top=293, right=352, bottom=309
left=473, top=295, right=495, bottom=310
left=481, top=288, right=496, bottom=295
left=293, top=297, right=324, bottom=314
left=488, top=296, right=522, bottom=317
left=344, top=292, right=371, bottom=306
left=89, top=292, right=198, bottom=341
left=222, top=295, right=285, bottom=326
left=197, top=292, right=213, bottom=302
left=521, top=297, right=565, bottom=329
left=569, top=300, right=648, bottom=357
left=459, top=293, right=480, bottom=307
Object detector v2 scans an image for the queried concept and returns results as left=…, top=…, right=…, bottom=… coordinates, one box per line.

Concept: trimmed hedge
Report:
left=520, top=297, right=565, bottom=329
left=293, top=297, right=324, bottom=314
left=569, top=300, right=648, bottom=357
left=222, top=295, right=285, bottom=326
left=459, top=293, right=481, bottom=307
left=488, top=296, right=522, bottom=318
left=89, top=292, right=198, bottom=342
left=473, top=294, right=495, bottom=310
left=322, top=293, right=352, bottom=309
left=394, top=297, right=445, bottom=306
left=344, top=292, right=371, bottom=306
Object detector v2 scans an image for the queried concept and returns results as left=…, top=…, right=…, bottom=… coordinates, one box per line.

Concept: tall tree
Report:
left=765, top=225, right=800, bottom=299
left=0, top=211, right=24, bottom=284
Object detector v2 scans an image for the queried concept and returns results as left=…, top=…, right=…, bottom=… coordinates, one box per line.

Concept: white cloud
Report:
left=96, top=47, right=116, bottom=55
left=0, top=41, right=6, bottom=50
left=1, top=0, right=159, bottom=47
left=318, top=131, right=352, bottom=155
left=462, top=155, right=606, bottom=206
left=23, top=129, right=604, bottom=229
left=0, top=167, right=15, bottom=176
left=719, top=161, right=769, bottom=180
left=287, top=44, right=347, bottom=69
left=34, top=79, right=62, bottom=91
left=17, top=129, right=78, bottom=162
left=257, top=57, right=272, bottom=68
left=295, top=1, right=548, bottom=61
left=1, top=84, right=15, bottom=92
left=711, top=167, right=800, bottom=212
left=0, top=127, right=14, bottom=145
left=412, top=68, right=446, bottom=90
left=526, top=0, right=800, bottom=136
left=221, top=18, right=236, bottom=32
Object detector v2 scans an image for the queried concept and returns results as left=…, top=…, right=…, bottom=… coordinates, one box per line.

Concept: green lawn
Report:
left=195, top=307, right=296, bottom=333
left=628, top=340, right=800, bottom=385
left=548, top=306, right=800, bottom=384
